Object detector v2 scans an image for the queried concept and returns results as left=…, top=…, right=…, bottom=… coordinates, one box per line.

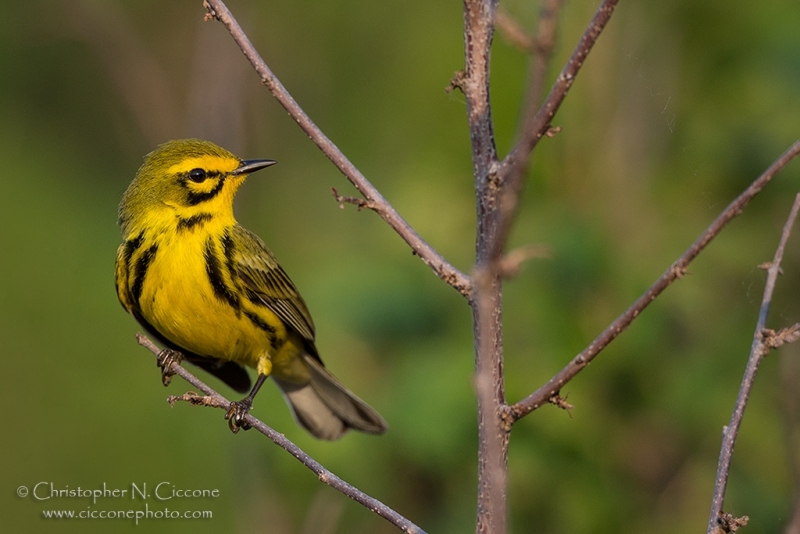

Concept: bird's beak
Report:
left=232, top=159, right=277, bottom=176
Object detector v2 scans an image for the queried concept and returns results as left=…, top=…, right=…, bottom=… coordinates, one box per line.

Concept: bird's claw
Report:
left=156, top=349, right=184, bottom=387
left=225, top=398, right=254, bottom=434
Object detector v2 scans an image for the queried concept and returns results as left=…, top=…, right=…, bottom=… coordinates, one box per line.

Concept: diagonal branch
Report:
left=519, top=0, right=564, bottom=133
left=509, top=138, right=800, bottom=421
left=135, top=333, right=427, bottom=534
left=499, top=0, right=619, bottom=177
left=501, top=0, right=564, bottom=155
left=495, top=7, right=536, bottom=52
left=490, top=0, right=619, bottom=263
left=201, top=0, right=471, bottom=298
left=706, top=192, right=800, bottom=533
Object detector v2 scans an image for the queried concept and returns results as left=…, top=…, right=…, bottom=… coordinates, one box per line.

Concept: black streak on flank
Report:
left=244, top=311, right=281, bottom=351
left=244, top=310, right=276, bottom=334
left=244, top=287, right=265, bottom=307
left=185, top=172, right=225, bottom=206
left=221, top=229, right=238, bottom=282
left=177, top=213, right=213, bottom=231
left=204, top=237, right=240, bottom=311
left=123, top=231, right=145, bottom=266
left=132, top=244, right=158, bottom=305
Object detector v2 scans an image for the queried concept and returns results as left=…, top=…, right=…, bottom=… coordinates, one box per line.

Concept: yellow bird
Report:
left=115, top=139, right=387, bottom=440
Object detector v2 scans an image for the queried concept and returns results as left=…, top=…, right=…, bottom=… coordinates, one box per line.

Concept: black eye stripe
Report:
left=186, top=175, right=226, bottom=205
left=176, top=169, right=226, bottom=205
left=178, top=169, right=222, bottom=186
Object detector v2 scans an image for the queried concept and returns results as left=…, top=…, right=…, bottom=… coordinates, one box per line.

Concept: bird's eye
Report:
left=188, top=168, right=207, bottom=183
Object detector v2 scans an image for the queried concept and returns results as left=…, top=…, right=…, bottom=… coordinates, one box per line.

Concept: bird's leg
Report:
left=225, top=374, right=268, bottom=433
left=156, top=348, right=184, bottom=387
left=225, top=357, right=272, bottom=433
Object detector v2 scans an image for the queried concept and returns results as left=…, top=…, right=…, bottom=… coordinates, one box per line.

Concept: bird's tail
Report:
left=273, top=355, right=388, bottom=440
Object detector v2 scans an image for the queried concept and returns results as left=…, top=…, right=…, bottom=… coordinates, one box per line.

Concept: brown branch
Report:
left=201, top=0, right=471, bottom=299
left=467, top=2, right=616, bottom=532
left=509, top=139, right=800, bottom=421
left=331, top=187, right=375, bottom=211
left=472, top=266, right=507, bottom=534
left=517, top=0, right=564, bottom=152
left=495, top=7, right=536, bottom=52
left=511, top=0, right=564, bottom=148
left=706, top=192, right=800, bottom=533
left=460, top=1, right=508, bottom=532
left=490, top=0, right=618, bottom=263
left=710, top=513, right=750, bottom=534
left=491, top=1, right=564, bottom=270
left=496, top=243, right=551, bottom=278
left=135, top=333, right=427, bottom=534
left=499, top=0, right=619, bottom=175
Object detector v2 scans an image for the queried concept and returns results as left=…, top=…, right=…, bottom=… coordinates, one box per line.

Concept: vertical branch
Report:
left=463, top=1, right=619, bottom=532
left=707, top=193, right=800, bottom=533
left=473, top=268, right=507, bottom=534
left=460, top=1, right=507, bottom=533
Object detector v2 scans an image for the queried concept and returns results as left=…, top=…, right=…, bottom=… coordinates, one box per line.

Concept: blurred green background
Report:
left=2, top=0, right=800, bottom=533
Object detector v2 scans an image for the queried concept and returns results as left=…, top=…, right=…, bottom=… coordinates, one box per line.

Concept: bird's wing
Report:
left=232, top=225, right=316, bottom=343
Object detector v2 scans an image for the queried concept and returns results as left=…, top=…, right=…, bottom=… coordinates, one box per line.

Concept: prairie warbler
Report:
left=115, top=139, right=387, bottom=440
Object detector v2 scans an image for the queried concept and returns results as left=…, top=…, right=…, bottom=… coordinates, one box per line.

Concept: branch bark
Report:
left=490, top=0, right=619, bottom=263
left=459, top=1, right=508, bottom=532
left=202, top=0, right=472, bottom=298
left=136, top=334, right=427, bottom=534
left=706, top=193, right=800, bottom=533
left=462, top=1, right=617, bottom=532
left=509, top=139, right=800, bottom=421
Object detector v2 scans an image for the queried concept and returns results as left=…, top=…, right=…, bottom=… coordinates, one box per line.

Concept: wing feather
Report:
left=232, top=225, right=316, bottom=343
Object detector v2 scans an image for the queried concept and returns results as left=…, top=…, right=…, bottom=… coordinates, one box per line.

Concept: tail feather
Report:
left=274, top=355, right=388, bottom=440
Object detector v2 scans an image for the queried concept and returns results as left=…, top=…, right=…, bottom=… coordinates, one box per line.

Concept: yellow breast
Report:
left=136, top=223, right=286, bottom=369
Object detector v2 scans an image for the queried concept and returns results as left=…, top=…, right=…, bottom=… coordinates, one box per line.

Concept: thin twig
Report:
left=706, top=192, right=800, bottom=533
left=513, top=0, right=564, bottom=150
left=495, top=7, right=536, bottom=52
left=491, top=0, right=618, bottom=263
left=499, top=0, right=619, bottom=175
left=492, top=1, right=564, bottom=270
left=331, top=187, right=375, bottom=211
left=201, top=0, right=471, bottom=298
left=711, top=513, right=749, bottom=534
left=496, top=243, right=551, bottom=278
left=510, top=139, right=800, bottom=421
left=135, top=333, right=427, bottom=534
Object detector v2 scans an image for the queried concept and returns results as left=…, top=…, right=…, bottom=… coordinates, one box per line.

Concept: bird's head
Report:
left=118, top=139, right=275, bottom=235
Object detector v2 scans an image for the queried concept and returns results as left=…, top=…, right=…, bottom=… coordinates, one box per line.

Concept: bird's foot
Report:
left=225, top=397, right=254, bottom=434
left=156, top=348, right=184, bottom=387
